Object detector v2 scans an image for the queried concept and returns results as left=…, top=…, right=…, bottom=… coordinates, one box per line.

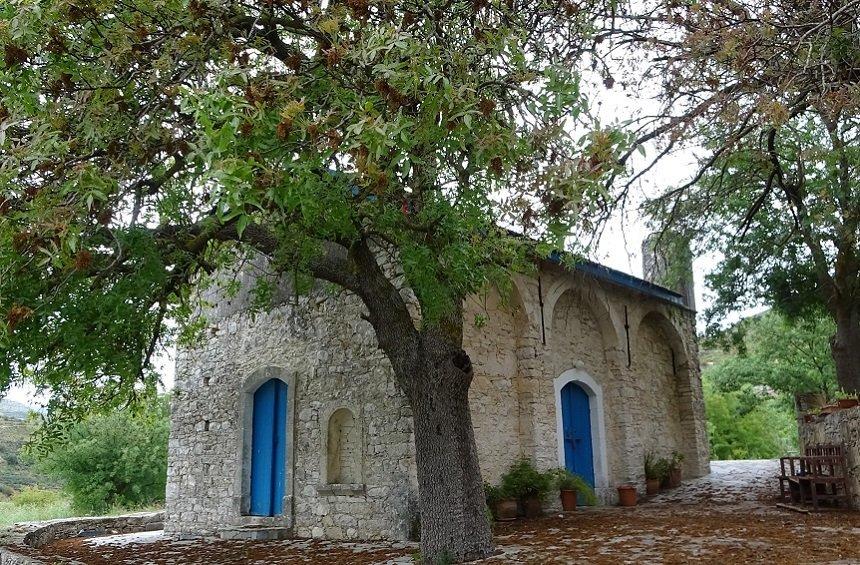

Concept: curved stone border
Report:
left=21, top=511, right=163, bottom=549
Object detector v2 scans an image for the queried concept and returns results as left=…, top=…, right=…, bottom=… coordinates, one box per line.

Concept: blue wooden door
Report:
left=250, top=378, right=288, bottom=516
left=561, top=382, right=595, bottom=494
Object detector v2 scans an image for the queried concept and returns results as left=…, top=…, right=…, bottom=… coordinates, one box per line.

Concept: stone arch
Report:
left=548, top=285, right=618, bottom=369
left=237, top=366, right=296, bottom=521
left=544, top=284, right=629, bottom=485
left=632, top=311, right=698, bottom=475
left=325, top=407, right=362, bottom=485
left=544, top=280, right=621, bottom=353
left=553, top=369, right=611, bottom=502
left=509, top=274, right=542, bottom=336
left=632, top=309, right=690, bottom=367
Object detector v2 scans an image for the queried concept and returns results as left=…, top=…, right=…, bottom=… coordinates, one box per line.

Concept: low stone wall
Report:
left=799, top=406, right=860, bottom=509
left=21, top=511, right=163, bottom=548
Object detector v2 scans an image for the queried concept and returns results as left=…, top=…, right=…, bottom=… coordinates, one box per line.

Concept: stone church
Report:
left=164, top=245, right=710, bottom=541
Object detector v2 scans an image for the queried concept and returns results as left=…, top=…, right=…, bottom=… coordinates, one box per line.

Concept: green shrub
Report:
left=668, top=451, right=684, bottom=472
left=34, top=396, right=169, bottom=514
left=703, top=376, right=798, bottom=459
left=11, top=486, right=64, bottom=507
left=643, top=452, right=660, bottom=481
left=500, top=459, right=552, bottom=501
left=483, top=483, right=503, bottom=506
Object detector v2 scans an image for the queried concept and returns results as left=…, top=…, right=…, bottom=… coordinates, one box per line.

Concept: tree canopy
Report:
left=608, top=0, right=860, bottom=391
left=0, top=0, right=614, bottom=419
left=706, top=310, right=838, bottom=400
left=0, top=1, right=616, bottom=560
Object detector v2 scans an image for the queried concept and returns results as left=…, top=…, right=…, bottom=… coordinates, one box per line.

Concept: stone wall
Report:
left=632, top=316, right=686, bottom=469
left=462, top=265, right=710, bottom=503
left=165, top=258, right=710, bottom=541
left=799, top=406, right=860, bottom=508
left=463, top=290, right=524, bottom=485
left=22, top=512, right=164, bottom=549
left=165, top=284, right=418, bottom=541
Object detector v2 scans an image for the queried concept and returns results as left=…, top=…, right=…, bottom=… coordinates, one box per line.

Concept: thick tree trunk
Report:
left=324, top=238, right=493, bottom=562
left=832, top=302, right=860, bottom=393
left=399, top=334, right=494, bottom=563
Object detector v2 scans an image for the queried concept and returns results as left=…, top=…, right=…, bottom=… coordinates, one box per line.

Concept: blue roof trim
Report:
left=545, top=252, right=688, bottom=308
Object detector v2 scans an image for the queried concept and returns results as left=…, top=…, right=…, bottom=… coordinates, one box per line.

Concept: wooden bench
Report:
left=778, top=444, right=849, bottom=510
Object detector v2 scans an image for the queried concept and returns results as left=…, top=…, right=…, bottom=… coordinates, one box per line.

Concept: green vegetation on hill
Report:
left=0, top=487, right=72, bottom=526
left=702, top=311, right=837, bottom=460
left=703, top=376, right=798, bottom=460
left=33, top=396, right=169, bottom=514
left=0, top=396, right=169, bottom=525
left=0, top=417, right=59, bottom=492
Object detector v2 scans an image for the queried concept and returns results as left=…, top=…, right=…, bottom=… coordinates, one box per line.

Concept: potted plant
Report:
left=837, top=396, right=859, bottom=410
left=484, top=483, right=517, bottom=521
left=500, top=459, right=552, bottom=519
left=617, top=484, right=637, bottom=507
left=667, top=451, right=684, bottom=488
left=548, top=468, right=597, bottom=511
left=644, top=452, right=665, bottom=495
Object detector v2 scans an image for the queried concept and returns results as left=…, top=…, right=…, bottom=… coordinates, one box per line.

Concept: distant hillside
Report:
left=0, top=399, right=34, bottom=421
left=0, top=417, right=58, bottom=492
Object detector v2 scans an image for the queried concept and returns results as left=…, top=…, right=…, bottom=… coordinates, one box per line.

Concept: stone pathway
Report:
left=6, top=460, right=860, bottom=563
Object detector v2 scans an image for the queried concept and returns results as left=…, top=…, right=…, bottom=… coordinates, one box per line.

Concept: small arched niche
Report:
left=326, top=408, right=361, bottom=485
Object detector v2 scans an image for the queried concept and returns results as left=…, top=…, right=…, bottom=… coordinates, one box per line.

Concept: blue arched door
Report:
left=561, top=382, right=595, bottom=496
left=250, top=378, right=288, bottom=516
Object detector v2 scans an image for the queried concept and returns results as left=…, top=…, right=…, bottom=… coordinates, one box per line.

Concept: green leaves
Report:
left=705, top=310, right=838, bottom=399
left=0, top=0, right=610, bottom=428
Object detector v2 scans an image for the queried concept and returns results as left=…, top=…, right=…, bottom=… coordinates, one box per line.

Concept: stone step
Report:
left=218, top=527, right=292, bottom=541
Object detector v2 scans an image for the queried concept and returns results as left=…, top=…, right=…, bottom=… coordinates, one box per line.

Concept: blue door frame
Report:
left=249, top=378, right=288, bottom=516
left=560, top=382, right=596, bottom=494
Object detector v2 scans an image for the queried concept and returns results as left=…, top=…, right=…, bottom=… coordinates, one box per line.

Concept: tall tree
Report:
left=0, top=0, right=615, bottom=560
left=608, top=0, right=860, bottom=392
left=706, top=310, right=838, bottom=400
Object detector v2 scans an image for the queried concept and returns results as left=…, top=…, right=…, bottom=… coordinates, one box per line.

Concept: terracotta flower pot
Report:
left=667, top=468, right=682, bottom=488
left=838, top=398, right=859, bottom=409
left=617, top=485, right=637, bottom=507
left=646, top=478, right=661, bottom=495
left=523, top=495, right=543, bottom=518
left=560, top=489, right=577, bottom=511
left=495, top=499, right=518, bottom=521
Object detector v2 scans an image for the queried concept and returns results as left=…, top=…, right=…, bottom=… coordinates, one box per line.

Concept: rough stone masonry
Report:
left=164, top=252, right=710, bottom=541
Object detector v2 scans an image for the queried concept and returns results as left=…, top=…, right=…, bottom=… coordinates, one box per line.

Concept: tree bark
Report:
left=327, top=238, right=493, bottom=563
left=832, top=301, right=860, bottom=393
left=400, top=332, right=495, bottom=563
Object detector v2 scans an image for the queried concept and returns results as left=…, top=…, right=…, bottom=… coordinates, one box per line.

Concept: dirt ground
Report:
left=7, top=460, right=860, bottom=564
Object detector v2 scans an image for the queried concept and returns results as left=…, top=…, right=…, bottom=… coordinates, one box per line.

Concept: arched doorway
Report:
left=249, top=378, right=288, bottom=516
left=560, top=381, right=596, bottom=490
